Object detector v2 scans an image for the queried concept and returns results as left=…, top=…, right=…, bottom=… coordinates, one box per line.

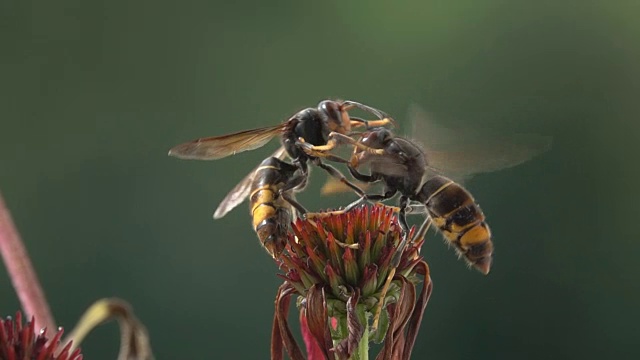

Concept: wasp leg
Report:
left=292, top=157, right=309, bottom=178
left=315, top=164, right=390, bottom=218
left=320, top=153, right=350, bottom=164
left=303, top=145, right=351, bottom=164
left=342, top=100, right=396, bottom=126
left=347, top=166, right=377, bottom=183
left=392, top=196, right=411, bottom=265
left=295, top=138, right=348, bottom=163
left=317, top=187, right=397, bottom=219
left=314, top=159, right=367, bottom=197
left=299, top=132, right=385, bottom=157
left=305, top=186, right=395, bottom=220
left=305, top=196, right=364, bottom=220
left=363, top=189, right=398, bottom=204
left=281, top=192, right=307, bottom=216
left=413, top=216, right=433, bottom=242
left=326, top=132, right=386, bottom=156
left=303, top=160, right=372, bottom=221
left=404, top=203, right=427, bottom=215
left=295, top=137, right=340, bottom=153
left=350, top=117, right=396, bottom=130
left=335, top=197, right=366, bottom=215
left=278, top=173, right=308, bottom=216
left=351, top=188, right=398, bottom=212
left=349, top=116, right=369, bottom=129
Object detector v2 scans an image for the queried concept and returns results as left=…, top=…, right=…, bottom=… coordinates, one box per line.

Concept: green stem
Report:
left=351, top=325, right=369, bottom=360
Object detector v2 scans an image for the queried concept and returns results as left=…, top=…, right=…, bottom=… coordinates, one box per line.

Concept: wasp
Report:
left=302, top=105, right=551, bottom=328
left=168, top=100, right=396, bottom=257
left=304, top=105, right=551, bottom=273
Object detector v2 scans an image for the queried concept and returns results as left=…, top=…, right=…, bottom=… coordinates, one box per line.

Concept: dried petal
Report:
left=333, top=289, right=363, bottom=360
left=273, top=284, right=304, bottom=360
left=378, top=276, right=417, bottom=360
left=402, top=261, right=433, bottom=359
left=63, top=298, right=153, bottom=360
left=300, top=311, right=326, bottom=360
left=303, top=285, right=332, bottom=359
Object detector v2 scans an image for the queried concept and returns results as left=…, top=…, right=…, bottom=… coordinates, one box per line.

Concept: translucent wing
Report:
left=409, top=104, right=552, bottom=182
left=168, top=124, right=285, bottom=160
left=319, top=150, right=405, bottom=195
left=320, top=176, right=373, bottom=195
left=212, top=146, right=287, bottom=219
left=321, top=104, right=551, bottom=193
left=358, top=152, right=412, bottom=178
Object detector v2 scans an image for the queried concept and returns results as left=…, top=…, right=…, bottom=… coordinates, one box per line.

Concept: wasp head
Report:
left=348, top=128, right=392, bottom=168
left=319, top=100, right=352, bottom=135
left=359, top=128, right=392, bottom=148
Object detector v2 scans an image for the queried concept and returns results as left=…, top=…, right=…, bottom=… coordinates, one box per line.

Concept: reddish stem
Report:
left=0, top=192, right=55, bottom=333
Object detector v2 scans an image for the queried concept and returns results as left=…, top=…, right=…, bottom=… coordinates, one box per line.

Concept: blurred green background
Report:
left=1, top=1, right=638, bottom=359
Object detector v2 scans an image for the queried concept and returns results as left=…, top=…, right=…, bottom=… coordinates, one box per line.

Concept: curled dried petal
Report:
left=333, top=289, right=363, bottom=360
left=303, top=285, right=332, bottom=359
left=402, top=261, right=433, bottom=359
left=273, top=284, right=305, bottom=360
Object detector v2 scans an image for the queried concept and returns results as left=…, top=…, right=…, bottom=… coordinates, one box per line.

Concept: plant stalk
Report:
left=332, top=324, right=370, bottom=360
left=0, top=192, right=55, bottom=332
left=351, top=325, right=369, bottom=360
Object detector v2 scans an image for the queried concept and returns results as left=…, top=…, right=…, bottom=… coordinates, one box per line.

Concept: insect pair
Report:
left=168, top=100, right=550, bottom=274
left=168, top=100, right=395, bottom=258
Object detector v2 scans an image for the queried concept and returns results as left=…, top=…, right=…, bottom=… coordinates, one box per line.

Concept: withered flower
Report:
left=1, top=193, right=154, bottom=360
left=272, top=204, right=433, bottom=360
left=0, top=312, right=82, bottom=360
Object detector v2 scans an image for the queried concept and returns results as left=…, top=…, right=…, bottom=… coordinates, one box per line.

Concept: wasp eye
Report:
left=319, top=100, right=340, bottom=114
left=319, top=100, right=343, bottom=128
left=375, top=128, right=392, bottom=141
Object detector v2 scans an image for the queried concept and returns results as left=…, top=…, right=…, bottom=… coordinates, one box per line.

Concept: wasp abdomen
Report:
left=250, top=184, right=290, bottom=258
left=250, top=187, right=277, bottom=227
left=420, top=176, right=493, bottom=274
left=248, top=158, right=295, bottom=258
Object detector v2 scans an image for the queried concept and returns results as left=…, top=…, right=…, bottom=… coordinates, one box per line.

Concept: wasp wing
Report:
left=409, top=104, right=552, bottom=182
left=168, top=124, right=285, bottom=160
left=359, top=152, right=413, bottom=177
left=321, top=103, right=551, bottom=194
left=319, top=151, right=408, bottom=195
left=321, top=177, right=374, bottom=195
left=212, top=146, right=287, bottom=219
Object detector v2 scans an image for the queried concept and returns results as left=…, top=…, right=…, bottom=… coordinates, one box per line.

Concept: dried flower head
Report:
left=0, top=312, right=82, bottom=360
left=272, top=204, right=432, bottom=360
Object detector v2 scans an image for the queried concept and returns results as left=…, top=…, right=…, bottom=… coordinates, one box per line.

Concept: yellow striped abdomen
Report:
left=422, top=176, right=493, bottom=274
left=250, top=186, right=278, bottom=230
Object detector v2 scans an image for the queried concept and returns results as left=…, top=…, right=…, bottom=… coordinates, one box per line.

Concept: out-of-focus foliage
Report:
left=1, top=1, right=638, bottom=358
